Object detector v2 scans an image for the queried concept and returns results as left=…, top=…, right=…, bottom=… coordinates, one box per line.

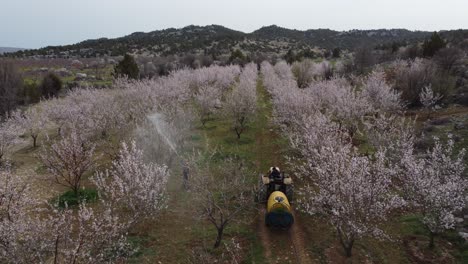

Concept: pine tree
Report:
left=423, top=32, right=446, bottom=57
left=332, top=47, right=341, bottom=58
left=113, top=54, right=139, bottom=79
left=284, top=49, right=296, bottom=64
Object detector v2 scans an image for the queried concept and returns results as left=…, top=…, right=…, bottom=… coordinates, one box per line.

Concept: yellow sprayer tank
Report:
left=265, top=191, right=294, bottom=228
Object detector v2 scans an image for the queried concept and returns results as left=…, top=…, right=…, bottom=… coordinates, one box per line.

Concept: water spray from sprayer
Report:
left=147, top=113, right=179, bottom=157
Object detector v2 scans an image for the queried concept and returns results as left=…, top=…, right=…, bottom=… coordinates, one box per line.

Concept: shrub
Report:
left=291, top=59, right=333, bottom=87
left=292, top=59, right=315, bottom=88
left=332, top=47, right=341, bottom=58
left=38, top=73, right=62, bottom=99
left=392, top=59, right=454, bottom=106
left=228, top=49, right=247, bottom=65
left=284, top=49, right=296, bottom=64
left=353, top=46, right=376, bottom=73
left=401, top=44, right=422, bottom=60
left=54, top=188, right=98, bottom=208
left=17, top=81, right=41, bottom=105
left=25, top=82, right=41, bottom=104
left=433, top=47, right=465, bottom=72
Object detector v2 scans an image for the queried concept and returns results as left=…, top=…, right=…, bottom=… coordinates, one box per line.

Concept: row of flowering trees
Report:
left=261, top=61, right=466, bottom=256
left=223, top=63, right=258, bottom=139
left=192, top=63, right=258, bottom=139
left=0, top=64, right=244, bottom=262
left=0, top=64, right=242, bottom=160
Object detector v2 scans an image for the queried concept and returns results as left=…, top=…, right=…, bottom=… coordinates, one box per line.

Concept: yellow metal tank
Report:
left=265, top=191, right=294, bottom=228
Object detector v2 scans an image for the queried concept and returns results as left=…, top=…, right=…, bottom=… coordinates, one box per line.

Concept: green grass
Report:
left=400, top=214, right=430, bottom=236
left=52, top=188, right=98, bottom=208
left=198, top=117, right=258, bottom=164
left=21, top=65, right=115, bottom=89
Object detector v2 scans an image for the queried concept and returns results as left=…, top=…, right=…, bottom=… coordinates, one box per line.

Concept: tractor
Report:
left=257, top=167, right=293, bottom=203
left=257, top=167, right=294, bottom=229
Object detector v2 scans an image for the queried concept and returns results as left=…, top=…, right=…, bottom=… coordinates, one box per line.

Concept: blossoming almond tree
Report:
left=280, top=85, right=405, bottom=257
left=362, top=71, right=404, bottom=113
left=43, top=91, right=97, bottom=138
left=93, top=141, right=169, bottom=223
left=362, top=114, right=415, bottom=162
left=191, top=158, right=252, bottom=248
left=299, top=140, right=403, bottom=257
left=223, top=63, right=258, bottom=139
left=194, top=84, right=222, bottom=127
left=290, top=112, right=347, bottom=162
left=40, top=131, right=95, bottom=196
left=48, top=202, right=130, bottom=264
left=400, top=137, right=466, bottom=248
left=0, top=165, right=55, bottom=263
left=304, top=78, right=372, bottom=138
left=191, top=65, right=241, bottom=91
left=419, top=85, right=443, bottom=118
left=14, top=107, right=48, bottom=148
left=273, top=61, right=294, bottom=81
left=0, top=165, right=132, bottom=263
left=0, top=118, right=23, bottom=163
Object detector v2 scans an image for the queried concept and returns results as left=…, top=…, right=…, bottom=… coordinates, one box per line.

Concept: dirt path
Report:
left=254, top=78, right=315, bottom=264
left=289, top=210, right=314, bottom=264
left=257, top=208, right=273, bottom=260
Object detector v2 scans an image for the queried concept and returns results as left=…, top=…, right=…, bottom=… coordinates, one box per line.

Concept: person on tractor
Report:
left=268, top=167, right=284, bottom=193
left=268, top=167, right=282, bottom=182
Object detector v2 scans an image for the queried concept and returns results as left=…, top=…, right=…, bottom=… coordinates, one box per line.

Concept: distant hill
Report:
left=0, top=47, right=25, bottom=54
left=251, top=26, right=433, bottom=50
left=7, top=25, right=468, bottom=58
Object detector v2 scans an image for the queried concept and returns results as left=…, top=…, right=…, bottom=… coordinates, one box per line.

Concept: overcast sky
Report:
left=2, top=0, right=467, bottom=49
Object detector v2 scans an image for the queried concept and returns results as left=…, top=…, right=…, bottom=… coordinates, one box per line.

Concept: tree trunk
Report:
left=53, top=235, right=60, bottom=264
left=344, top=243, right=353, bottom=258
left=235, top=128, right=242, bottom=139
left=201, top=117, right=207, bottom=128
left=214, top=227, right=224, bottom=248
left=32, top=135, right=38, bottom=148
left=429, top=232, right=435, bottom=249
left=182, top=165, right=189, bottom=190
left=337, top=228, right=354, bottom=258
left=73, top=184, right=80, bottom=197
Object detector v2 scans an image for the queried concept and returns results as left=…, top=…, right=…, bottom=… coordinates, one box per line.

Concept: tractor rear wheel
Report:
left=256, top=177, right=268, bottom=203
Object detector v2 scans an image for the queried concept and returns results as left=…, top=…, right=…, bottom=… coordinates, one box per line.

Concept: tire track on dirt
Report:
left=288, top=210, right=314, bottom=264
left=258, top=207, right=273, bottom=260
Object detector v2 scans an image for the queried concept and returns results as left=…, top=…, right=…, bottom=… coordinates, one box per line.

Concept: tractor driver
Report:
left=269, top=167, right=281, bottom=181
